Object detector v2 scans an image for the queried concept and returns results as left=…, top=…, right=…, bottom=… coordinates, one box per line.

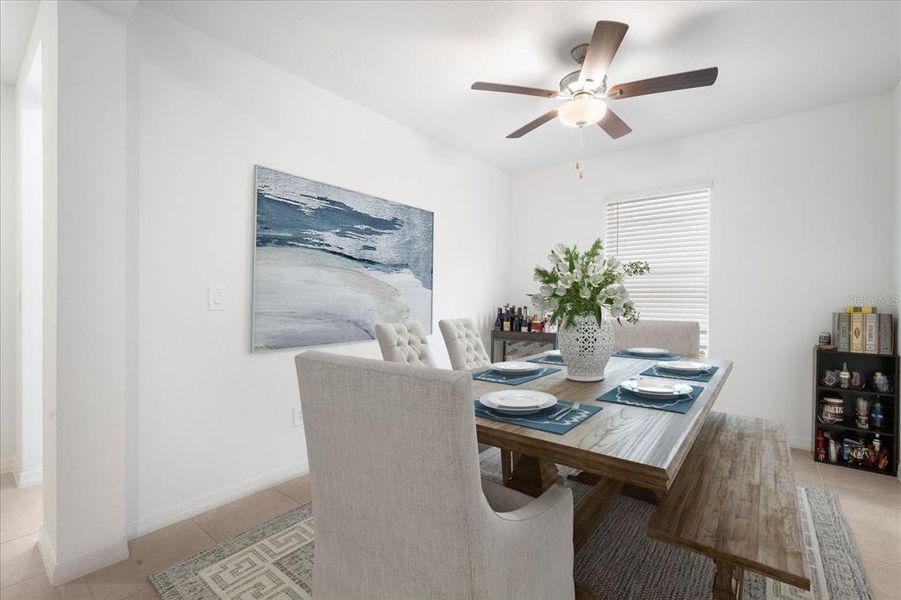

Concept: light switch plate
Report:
left=208, top=285, right=225, bottom=311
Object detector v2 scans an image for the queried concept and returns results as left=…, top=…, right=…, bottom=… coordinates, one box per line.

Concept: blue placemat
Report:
left=473, top=399, right=601, bottom=434
left=612, top=350, right=682, bottom=361
left=638, top=364, right=719, bottom=382
left=527, top=354, right=565, bottom=366
left=596, top=383, right=703, bottom=414
left=473, top=366, right=560, bottom=386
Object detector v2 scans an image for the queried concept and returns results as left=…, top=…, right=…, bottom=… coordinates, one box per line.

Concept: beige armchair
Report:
left=295, top=351, right=575, bottom=600
left=613, top=319, right=701, bottom=358
left=438, top=318, right=491, bottom=371
left=374, top=320, right=436, bottom=368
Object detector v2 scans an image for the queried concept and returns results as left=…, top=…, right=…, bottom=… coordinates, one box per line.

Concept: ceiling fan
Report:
left=471, top=20, right=718, bottom=140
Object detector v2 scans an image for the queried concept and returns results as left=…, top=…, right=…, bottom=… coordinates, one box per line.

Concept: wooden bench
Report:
left=648, top=412, right=811, bottom=599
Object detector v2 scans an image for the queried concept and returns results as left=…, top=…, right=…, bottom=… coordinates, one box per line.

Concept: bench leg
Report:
left=574, top=581, right=596, bottom=600
left=573, top=479, right=622, bottom=553
left=713, top=560, right=744, bottom=600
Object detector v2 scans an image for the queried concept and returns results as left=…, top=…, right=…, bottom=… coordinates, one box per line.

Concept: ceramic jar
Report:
left=557, top=314, right=614, bottom=382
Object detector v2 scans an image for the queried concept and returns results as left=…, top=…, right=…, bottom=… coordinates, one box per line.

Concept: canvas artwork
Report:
left=252, top=166, right=434, bottom=351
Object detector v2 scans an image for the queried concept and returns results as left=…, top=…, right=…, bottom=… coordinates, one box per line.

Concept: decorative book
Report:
left=849, top=313, right=865, bottom=353
left=864, top=313, right=878, bottom=354
left=877, top=314, right=894, bottom=355
left=835, top=312, right=851, bottom=352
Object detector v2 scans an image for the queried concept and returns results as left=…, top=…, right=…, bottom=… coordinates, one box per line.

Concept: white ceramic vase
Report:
left=557, top=314, right=615, bottom=382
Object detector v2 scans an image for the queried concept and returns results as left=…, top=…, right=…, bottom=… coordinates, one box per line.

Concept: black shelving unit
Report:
left=812, top=348, right=898, bottom=476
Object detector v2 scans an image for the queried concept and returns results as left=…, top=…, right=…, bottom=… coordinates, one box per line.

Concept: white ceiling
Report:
left=143, top=1, right=901, bottom=172
left=0, top=0, right=38, bottom=84
left=4, top=1, right=899, bottom=170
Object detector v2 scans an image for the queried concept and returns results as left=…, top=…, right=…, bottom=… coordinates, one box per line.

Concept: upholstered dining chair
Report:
left=438, top=318, right=491, bottom=371
left=374, top=320, right=436, bottom=368
left=295, top=351, right=575, bottom=599
left=613, top=319, right=701, bottom=358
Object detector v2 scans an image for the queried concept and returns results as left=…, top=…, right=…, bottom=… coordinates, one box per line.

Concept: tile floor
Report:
left=0, top=452, right=897, bottom=599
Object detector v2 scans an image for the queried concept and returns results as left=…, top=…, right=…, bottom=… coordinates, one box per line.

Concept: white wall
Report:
left=16, top=75, right=43, bottom=488
left=0, top=83, right=15, bottom=469
left=509, top=95, right=898, bottom=448
left=127, top=6, right=510, bottom=534
left=52, top=0, right=128, bottom=575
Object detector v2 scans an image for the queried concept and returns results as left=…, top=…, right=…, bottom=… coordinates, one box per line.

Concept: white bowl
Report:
left=490, top=361, right=541, bottom=374
left=620, top=379, right=692, bottom=399
left=626, top=347, right=671, bottom=357
left=656, top=360, right=711, bottom=374
left=479, top=390, right=558, bottom=415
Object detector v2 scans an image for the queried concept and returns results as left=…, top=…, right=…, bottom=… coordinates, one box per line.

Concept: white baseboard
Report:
left=129, top=459, right=309, bottom=538
left=14, top=466, right=43, bottom=488
left=38, top=525, right=129, bottom=586
left=789, top=436, right=812, bottom=451
left=0, top=456, right=17, bottom=474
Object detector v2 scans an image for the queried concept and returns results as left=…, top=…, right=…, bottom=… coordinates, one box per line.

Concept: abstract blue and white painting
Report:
left=252, top=166, right=434, bottom=351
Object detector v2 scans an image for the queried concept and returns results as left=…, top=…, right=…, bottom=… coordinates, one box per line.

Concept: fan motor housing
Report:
left=560, top=44, right=607, bottom=94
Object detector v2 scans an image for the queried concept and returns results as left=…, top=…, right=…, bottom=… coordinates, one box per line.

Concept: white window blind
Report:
left=605, top=188, right=710, bottom=354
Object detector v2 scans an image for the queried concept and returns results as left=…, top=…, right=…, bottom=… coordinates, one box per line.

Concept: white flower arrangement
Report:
left=532, top=239, right=649, bottom=328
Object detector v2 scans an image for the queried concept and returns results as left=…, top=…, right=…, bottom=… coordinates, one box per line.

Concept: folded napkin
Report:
left=596, top=383, right=703, bottom=414
left=527, top=354, right=565, bottom=366
left=473, top=399, right=601, bottom=435
left=638, top=364, right=719, bottom=383
left=612, top=350, right=682, bottom=361
left=472, top=366, right=560, bottom=386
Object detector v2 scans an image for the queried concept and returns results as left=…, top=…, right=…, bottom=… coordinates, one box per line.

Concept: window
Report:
left=605, top=188, right=710, bottom=354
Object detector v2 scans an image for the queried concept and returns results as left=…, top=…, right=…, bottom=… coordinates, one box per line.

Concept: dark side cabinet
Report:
left=812, top=349, right=899, bottom=476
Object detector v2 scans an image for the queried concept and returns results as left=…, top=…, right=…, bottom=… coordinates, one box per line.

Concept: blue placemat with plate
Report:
left=472, top=366, right=560, bottom=386
left=596, top=383, right=703, bottom=414
left=612, top=350, right=682, bottom=361
left=473, top=399, right=601, bottom=434
left=638, top=364, right=719, bottom=382
left=527, top=354, right=565, bottom=366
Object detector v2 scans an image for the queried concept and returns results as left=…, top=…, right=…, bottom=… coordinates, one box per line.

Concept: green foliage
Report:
left=532, top=238, right=649, bottom=328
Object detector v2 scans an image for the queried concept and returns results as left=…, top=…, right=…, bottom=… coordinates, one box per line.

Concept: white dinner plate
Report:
left=490, top=361, right=541, bottom=374
left=656, top=360, right=711, bottom=374
left=620, top=379, right=692, bottom=399
left=626, top=347, right=671, bottom=357
left=479, top=390, right=557, bottom=415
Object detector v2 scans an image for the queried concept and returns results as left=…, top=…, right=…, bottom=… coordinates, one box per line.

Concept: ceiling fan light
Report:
left=558, top=95, right=608, bottom=127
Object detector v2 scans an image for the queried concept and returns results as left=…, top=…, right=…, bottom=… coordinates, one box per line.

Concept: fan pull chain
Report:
left=575, top=127, right=584, bottom=179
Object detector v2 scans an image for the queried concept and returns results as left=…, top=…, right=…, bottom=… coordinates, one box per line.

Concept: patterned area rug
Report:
left=150, top=450, right=872, bottom=599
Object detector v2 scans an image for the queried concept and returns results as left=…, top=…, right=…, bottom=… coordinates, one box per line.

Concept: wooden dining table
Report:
left=474, top=355, right=733, bottom=550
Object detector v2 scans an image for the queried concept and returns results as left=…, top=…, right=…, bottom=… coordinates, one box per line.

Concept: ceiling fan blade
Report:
left=608, top=67, right=718, bottom=99
left=471, top=81, right=559, bottom=98
left=579, top=21, right=629, bottom=83
left=507, top=109, right=559, bottom=139
left=598, top=107, right=632, bottom=139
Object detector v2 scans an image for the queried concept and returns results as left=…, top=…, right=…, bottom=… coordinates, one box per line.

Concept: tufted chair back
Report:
left=439, top=318, right=491, bottom=371
left=374, top=320, right=437, bottom=368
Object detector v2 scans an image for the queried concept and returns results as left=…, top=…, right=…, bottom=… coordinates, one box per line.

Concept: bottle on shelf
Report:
left=870, top=399, right=884, bottom=430
left=520, top=307, right=529, bottom=332
left=839, top=362, right=851, bottom=389
left=494, top=308, right=502, bottom=331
